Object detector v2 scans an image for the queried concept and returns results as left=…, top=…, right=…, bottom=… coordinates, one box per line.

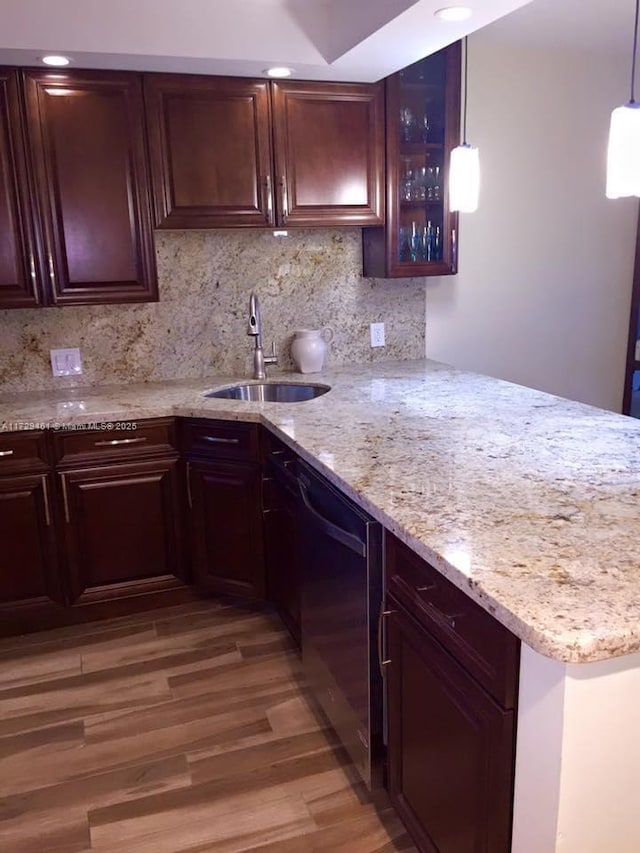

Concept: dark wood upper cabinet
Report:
left=0, top=69, right=41, bottom=308
left=271, top=80, right=384, bottom=226
left=144, top=75, right=384, bottom=228
left=23, top=69, right=157, bottom=305
left=363, top=43, right=461, bottom=277
left=145, top=75, right=274, bottom=228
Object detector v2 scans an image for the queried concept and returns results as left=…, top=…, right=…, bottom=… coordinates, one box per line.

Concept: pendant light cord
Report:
left=632, top=0, right=639, bottom=103
left=462, top=36, right=469, bottom=144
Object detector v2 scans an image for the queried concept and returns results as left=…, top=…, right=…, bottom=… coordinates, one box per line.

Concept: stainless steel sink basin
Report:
left=204, top=382, right=331, bottom=403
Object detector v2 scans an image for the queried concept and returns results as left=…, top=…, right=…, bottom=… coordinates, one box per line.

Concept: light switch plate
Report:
left=370, top=322, right=385, bottom=348
left=50, top=348, right=83, bottom=377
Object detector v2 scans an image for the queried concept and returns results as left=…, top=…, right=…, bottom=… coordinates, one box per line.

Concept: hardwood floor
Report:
left=0, top=599, right=416, bottom=852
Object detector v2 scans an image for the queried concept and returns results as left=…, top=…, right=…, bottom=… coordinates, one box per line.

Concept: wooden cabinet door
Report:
left=0, top=473, right=64, bottom=630
left=386, top=598, right=515, bottom=853
left=187, top=458, right=265, bottom=597
left=59, top=458, right=185, bottom=605
left=0, top=69, right=41, bottom=308
left=23, top=69, right=157, bottom=305
left=271, top=81, right=384, bottom=226
left=145, top=75, right=274, bottom=228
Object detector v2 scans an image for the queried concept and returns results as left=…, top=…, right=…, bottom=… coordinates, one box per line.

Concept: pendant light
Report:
left=606, top=0, right=640, bottom=198
left=449, top=36, right=480, bottom=213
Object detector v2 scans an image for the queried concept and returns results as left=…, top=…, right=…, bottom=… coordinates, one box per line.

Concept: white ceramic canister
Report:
left=291, top=327, right=334, bottom=373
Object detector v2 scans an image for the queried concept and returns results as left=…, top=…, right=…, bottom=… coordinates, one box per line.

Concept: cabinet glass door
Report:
left=362, top=42, right=460, bottom=278
left=397, top=53, right=449, bottom=268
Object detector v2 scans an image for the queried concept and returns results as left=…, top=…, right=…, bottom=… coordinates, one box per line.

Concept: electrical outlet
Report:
left=370, top=322, right=385, bottom=348
left=50, top=348, right=83, bottom=377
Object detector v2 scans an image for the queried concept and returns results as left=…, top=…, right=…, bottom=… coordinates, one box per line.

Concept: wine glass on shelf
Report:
left=399, top=107, right=415, bottom=143
left=409, top=221, right=422, bottom=263
left=401, top=159, right=415, bottom=201
left=422, top=114, right=430, bottom=143
left=432, top=165, right=441, bottom=201
left=398, top=226, right=411, bottom=262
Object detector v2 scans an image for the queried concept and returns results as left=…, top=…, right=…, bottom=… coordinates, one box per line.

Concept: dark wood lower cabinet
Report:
left=386, top=595, right=515, bottom=853
left=58, top=457, right=186, bottom=606
left=0, top=472, right=65, bottom=630
left=187, top=458, right=265, bottom=598
left=262, top=459, right=301, bottom=645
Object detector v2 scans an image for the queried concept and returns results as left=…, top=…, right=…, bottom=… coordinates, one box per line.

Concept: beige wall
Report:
left=0, top=229, right=425, bottom=394
left=426, top=36, right=639, bottom=412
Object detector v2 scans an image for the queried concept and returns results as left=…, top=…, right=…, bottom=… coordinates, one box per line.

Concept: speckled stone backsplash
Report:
left=0, top=229, right=425, bottom=393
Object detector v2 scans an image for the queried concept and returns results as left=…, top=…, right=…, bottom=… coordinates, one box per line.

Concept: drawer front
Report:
left=54, top=418, right=176, bottom=467
left=386, top=533, right=519, bottom=708
left=180, top=419, right=259, bottom=462
left=0, top=431, right=49, bottom=473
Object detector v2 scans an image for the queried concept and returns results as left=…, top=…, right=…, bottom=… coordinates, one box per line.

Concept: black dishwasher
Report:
left=297, top=459, right=383, bottom=790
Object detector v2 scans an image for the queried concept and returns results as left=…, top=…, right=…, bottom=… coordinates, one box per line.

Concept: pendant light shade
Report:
left=450, top=37, right=479, bottom=213
left=606, top=0, right=640, bottom=198
left=450, top=143, right=480, bottom=212
left=606, top=103, right=640, bottom=198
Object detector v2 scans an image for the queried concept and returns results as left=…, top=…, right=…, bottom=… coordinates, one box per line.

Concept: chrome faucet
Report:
left=247, top=292, right=278, bottom=380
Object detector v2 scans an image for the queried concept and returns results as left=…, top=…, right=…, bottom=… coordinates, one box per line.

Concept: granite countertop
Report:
left=2, top=359, right=639, bottom=665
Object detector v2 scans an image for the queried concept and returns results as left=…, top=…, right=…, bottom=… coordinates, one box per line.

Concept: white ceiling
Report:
left=0, top=0, right=534, bottom=82
left=477, top=0, right=636, bottom=53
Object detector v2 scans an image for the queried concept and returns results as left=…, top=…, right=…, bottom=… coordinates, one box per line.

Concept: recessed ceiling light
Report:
left=265, top=66, right=293, bottom=78
left=434, top=6, right=473, bottom=22
left=41, top=55, right=71, bottom=67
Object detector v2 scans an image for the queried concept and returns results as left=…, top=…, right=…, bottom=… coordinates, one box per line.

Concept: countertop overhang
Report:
left=2, top=358, right=640, bottom=664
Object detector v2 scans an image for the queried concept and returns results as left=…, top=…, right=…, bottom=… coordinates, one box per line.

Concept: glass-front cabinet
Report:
left=363, top=42, right=461, bottom=278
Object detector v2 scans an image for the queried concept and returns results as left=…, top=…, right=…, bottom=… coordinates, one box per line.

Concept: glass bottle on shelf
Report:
left=362, top=41, right=461, bottom=278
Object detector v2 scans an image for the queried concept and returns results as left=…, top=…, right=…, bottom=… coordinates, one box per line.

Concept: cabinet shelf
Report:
left=399, top=142, right=443, bottom=154
left=400, top=199, right=444, bottom=208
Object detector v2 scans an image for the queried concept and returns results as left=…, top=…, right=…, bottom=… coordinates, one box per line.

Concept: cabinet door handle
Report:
left=41, top=475, right=52, bottom=527
left=48, top=254, right=56, bottom=285
left=29, top=254, right=37, bottom=282
left=264, top=175, right=274, bottom=224
left=94, top=437, right=148, bottom=447
left=59, top=473, right=70, bottom=524
left=416, top=583, right=436, bottom=593
left=202, top=435, right=239, bottom=445
left=0, top=449, right=14, bottom=457
left=186, top=461, right=193, bottom=510
left=451, top=228, right=457, bottom=272
left=377, top=604, right=394, bottom=676
left=280, top=175, right=288, bottom=220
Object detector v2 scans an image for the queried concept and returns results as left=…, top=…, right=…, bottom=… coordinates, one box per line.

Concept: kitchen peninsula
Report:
left=2, top=358, right=639, bottom=852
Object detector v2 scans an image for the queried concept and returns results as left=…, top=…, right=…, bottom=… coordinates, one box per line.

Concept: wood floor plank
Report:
left=0, top=599, right=414, bottom=853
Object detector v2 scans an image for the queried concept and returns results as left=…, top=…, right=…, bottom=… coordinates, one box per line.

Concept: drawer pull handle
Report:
left=202, top=436, right=240, bottom=445
left=60, top=473, right=70, bottom=524
left=436, top=609, right=464, bottom=630
left=0, top=449, right=15, bottom=457
left=416, top=583, right=436, bottom=592
left=94, top=437, right=148, bottom=447
left=41, top=476, right=52, bottom=527
left=377, top=604, right=394, bottom=676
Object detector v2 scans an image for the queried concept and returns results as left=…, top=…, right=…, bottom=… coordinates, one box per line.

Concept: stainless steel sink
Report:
left=204, top=382, right=331, bottom=403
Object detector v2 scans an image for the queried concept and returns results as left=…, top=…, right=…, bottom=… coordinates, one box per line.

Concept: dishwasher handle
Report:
left=297, top=476, right=367, bottom=558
